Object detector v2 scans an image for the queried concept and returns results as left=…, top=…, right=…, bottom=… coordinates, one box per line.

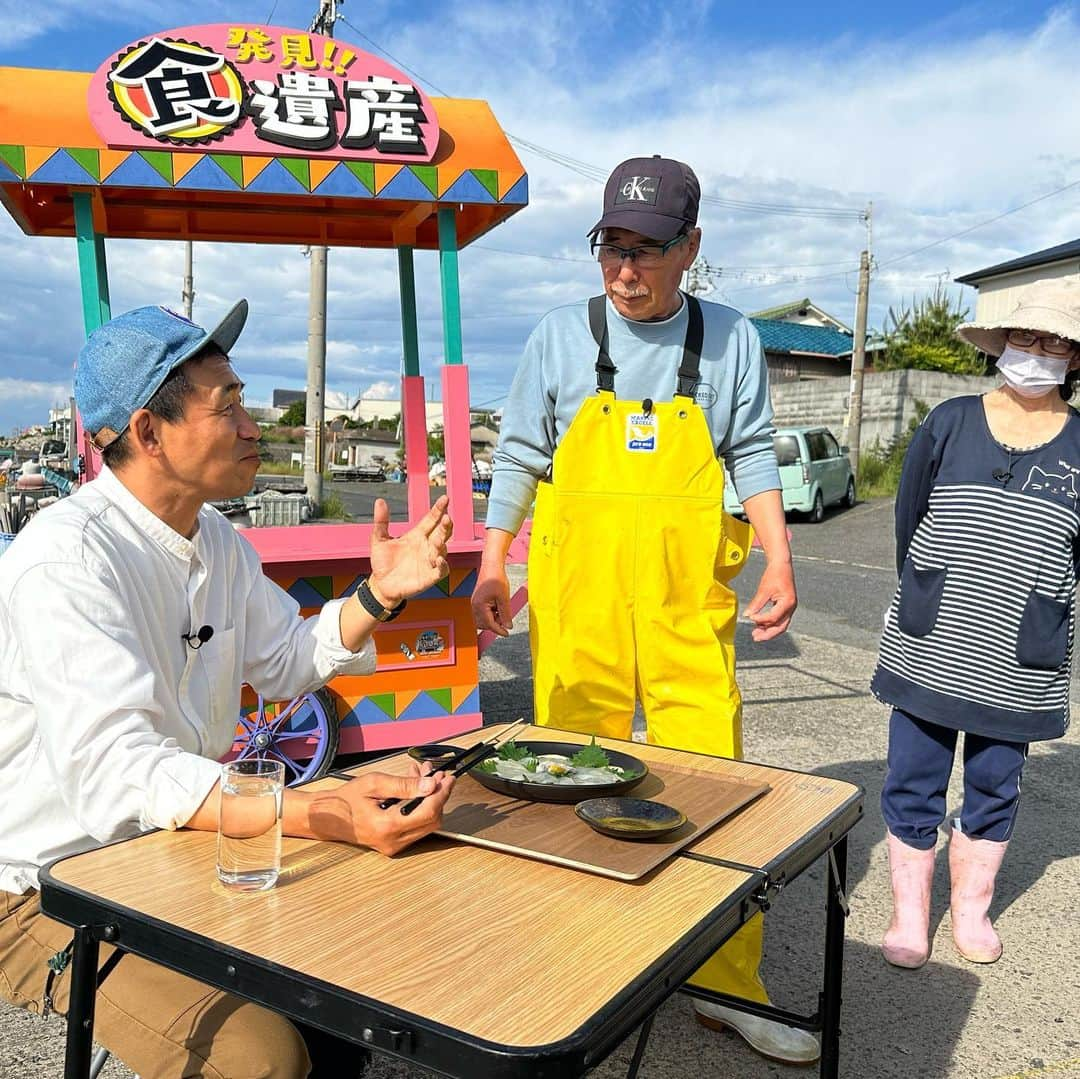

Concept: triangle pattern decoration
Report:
left=23, top=147, right=58, bottom=178
left=448, top=567, right=478, bottom=598
left=309, top=159, right=338, bottom=191
left=0, top=145, right=26, bottom=178
left=27, top=149, right=96, bottom=187
left=0, top=158, right=19, bottom=182
left=500, top=174, right=529, bottom=204
left=280, top=157, right=311, bottom=190
left=313, top=163, right=373, bottom=197
left=472, top=168, right=499, bottom=201
left=67, top=149, right=101, bottom=182
left=171, top=153, right=205, bottom=184
left=373, top=163, right=403, bottom=193
left=410, top=165, right=439, bottom=196
left=342, top=573, right=365, bottom=599
left=341, top=696, right=396, bottom=726
left=174, top=156, right=238, bottom=192
left=450, top=684, right=476, bottom=712
left=440, top=170, right=496, bottom=204
left=103, top=152, right=172, bottom=188
left=240, top=156, right=273, bottom=187
left=287, top=577, right=336, bottom=607
left=368, top=692, right=398, bottom=720
left=428, top=687, right=453, bottom=713
left=399, top=691, right=451, bottom=721
left=451, top=687, right=480, bottom=715
left=378, top=167, right=442, bottom=201
left=344, top=161, right=375, bottom=193
left=244, top=158, right=309, bottom=195
left=393, top=689, right=422, bottom=717
left=98, top=149, right=130, bottom=181
left=138, top=151, right=173, bottom=184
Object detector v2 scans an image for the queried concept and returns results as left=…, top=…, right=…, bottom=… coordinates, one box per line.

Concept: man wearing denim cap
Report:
left=0, top=301, right=455, bottom=1077
left=472, top=156, right=812, bottom=1065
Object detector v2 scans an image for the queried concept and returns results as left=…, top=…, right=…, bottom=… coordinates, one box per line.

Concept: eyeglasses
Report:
left=1006, top=329, right=1078, bottom=356
left=591, top=234, right=688, bottom=269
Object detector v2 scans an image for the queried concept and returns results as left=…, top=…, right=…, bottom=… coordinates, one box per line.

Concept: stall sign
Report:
left=88, top=24, right=439, bottom=162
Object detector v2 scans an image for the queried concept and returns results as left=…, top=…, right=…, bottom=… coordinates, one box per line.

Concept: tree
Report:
left=877, top=283, right=985, bottom=375
left=277, top=399, right=306, bottom=426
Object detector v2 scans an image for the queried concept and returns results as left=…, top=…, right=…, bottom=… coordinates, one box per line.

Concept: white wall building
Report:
left=956, top=239, right=1080, bottom=322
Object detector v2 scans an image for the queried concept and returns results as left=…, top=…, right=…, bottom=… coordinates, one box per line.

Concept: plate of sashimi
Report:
left=468, top=738, right=649, bottom=804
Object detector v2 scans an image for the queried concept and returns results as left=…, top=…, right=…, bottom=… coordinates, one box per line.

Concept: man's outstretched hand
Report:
left=368, top=496, right=452, bottom=607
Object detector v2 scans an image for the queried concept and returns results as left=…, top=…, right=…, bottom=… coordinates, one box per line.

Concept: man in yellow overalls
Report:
left=472, top=156, right=812, bottom=1065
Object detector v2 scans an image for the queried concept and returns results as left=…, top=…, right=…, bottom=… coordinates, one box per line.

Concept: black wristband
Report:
left=355, top=577, right=407, bottom=622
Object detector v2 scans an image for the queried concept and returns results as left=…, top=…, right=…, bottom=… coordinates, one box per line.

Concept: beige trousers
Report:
left=0, top=890, right=312, bottom=1079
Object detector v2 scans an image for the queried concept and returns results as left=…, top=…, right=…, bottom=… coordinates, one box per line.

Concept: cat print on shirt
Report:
left=1022, top=466, right=1079, bottom=503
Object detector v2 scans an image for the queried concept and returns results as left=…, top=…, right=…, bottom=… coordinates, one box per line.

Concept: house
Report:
left=329, top=427, right=400, bottom=470
left=750, top=298, right=852, bottom=333
left=956, top=239, right=1080, bottom=322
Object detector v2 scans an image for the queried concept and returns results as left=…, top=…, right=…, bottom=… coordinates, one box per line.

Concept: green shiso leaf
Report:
left=571, top=736, right=610, bottom=769
left=497, top=740, right=531, bottom=762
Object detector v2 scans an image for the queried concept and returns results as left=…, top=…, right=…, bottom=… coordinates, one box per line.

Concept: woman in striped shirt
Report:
left=873, top=277, right=1080, bottom=969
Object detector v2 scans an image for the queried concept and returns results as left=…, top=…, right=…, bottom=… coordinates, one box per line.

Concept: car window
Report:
left=806, top=432, right=829, bottom=461
left=822, top=432, right=840, bottom=458
left=772, top=435, right=802, bottom=466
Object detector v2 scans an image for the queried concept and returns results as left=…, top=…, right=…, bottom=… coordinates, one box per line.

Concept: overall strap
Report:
left=588, top=295, right=616, bottom=393
left=675, top=294, right=704, bottom=399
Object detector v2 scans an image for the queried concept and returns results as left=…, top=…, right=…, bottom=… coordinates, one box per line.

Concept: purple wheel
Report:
left=233, top=687, right=339, bottom=786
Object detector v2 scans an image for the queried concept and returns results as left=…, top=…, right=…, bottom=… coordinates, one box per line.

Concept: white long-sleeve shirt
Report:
left=0, top=467, right=375, bottom=893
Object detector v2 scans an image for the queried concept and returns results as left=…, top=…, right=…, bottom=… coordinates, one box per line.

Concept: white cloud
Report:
left=362, top=380, right=398, bottom=400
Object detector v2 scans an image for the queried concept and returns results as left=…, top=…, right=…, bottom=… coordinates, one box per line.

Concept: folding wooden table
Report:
left=40, top=724, right=863, bottom=1079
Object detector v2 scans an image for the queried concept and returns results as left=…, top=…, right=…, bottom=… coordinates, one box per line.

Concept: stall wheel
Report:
left=232, top=688, right=340, bottom=786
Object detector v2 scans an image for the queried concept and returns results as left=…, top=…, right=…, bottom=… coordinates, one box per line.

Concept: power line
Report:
left=334, top=19, right=865, bottom=222
left=880, top=177, right=1080, bottom=268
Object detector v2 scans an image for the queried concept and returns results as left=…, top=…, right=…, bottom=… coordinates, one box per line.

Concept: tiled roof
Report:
left=751, top=318, right=854, bottom=357
left=955, top=238, right=1080, bottom=284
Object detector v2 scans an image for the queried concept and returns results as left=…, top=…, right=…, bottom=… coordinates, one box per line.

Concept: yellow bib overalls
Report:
left=527, top=294, right=767, bottom=1002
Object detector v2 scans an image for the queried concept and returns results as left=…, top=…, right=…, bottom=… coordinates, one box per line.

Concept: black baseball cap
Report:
left=588, top=155, right=700, bottom=243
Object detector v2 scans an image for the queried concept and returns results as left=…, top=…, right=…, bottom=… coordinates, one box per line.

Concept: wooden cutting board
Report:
left=436, top=765, right=770, bottom=881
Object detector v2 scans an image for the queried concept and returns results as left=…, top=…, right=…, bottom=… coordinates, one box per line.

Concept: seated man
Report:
left=0, top=300, right=454, bottom=1078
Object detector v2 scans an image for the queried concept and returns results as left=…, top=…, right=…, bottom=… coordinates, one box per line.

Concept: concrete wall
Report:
left=770, top=369, right=997, bottom=451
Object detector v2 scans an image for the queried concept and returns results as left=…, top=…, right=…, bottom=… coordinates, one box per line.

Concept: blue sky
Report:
left=2, top=1, right=1080, bottom=434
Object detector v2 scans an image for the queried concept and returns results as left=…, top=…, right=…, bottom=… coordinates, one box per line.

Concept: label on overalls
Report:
left=626, top=413, right=658, bottom=452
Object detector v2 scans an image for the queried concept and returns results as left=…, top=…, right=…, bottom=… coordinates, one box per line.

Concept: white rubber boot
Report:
left=949, top=828, right=1007, bottom=964
left=881, top=832, right=936, bottom=969
left=694, top=1001, right=820, bottom=1065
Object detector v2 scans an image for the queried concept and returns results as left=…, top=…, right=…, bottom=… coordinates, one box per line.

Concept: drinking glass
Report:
left=217, top=759, right=284, bottom=891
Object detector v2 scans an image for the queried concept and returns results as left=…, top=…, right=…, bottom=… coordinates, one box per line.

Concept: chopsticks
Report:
left=380, top=718, right=530, bottom=815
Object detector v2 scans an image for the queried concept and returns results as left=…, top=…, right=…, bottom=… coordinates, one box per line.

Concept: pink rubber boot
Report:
left=882, top=832, right=936, bottom=969
left=949, top=828, right=1007, bottom=963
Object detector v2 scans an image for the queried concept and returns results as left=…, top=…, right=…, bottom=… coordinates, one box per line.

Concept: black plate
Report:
left=407, top=743, right=461, bottom=768
left=575, top=797, right=687, bottom=840
left=466, top=741, right=648, bottom=804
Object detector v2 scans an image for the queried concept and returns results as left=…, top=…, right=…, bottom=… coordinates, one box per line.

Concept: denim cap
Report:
left=75, top=300, right=248, bottom=449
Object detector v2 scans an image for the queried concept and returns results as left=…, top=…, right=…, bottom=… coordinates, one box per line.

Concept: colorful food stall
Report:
left=0, top=22, right=528, bottom=766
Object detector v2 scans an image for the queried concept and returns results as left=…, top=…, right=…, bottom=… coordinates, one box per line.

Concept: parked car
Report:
left=724, top=426, right=856, bottom=523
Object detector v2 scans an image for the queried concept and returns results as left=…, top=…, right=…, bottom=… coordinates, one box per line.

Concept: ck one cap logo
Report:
left=616, top=174, right=660, bottom=205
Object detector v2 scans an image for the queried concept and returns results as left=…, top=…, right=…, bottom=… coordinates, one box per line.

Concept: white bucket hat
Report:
left=956, top=276, right=1080, bottom=357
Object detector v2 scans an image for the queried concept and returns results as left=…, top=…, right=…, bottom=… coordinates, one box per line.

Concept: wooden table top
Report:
left=45, top=725, right=861, bottom=1050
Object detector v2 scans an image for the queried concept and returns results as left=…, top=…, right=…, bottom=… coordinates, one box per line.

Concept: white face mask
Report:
left=995, top=344, right=1071, bottom=398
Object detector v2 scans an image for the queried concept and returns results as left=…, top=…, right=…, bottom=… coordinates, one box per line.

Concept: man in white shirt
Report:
left=0, top=300, right=455, bottom=1077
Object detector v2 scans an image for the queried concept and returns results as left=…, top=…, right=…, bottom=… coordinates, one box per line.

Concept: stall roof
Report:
left=0, top=67, right=527, bottom=249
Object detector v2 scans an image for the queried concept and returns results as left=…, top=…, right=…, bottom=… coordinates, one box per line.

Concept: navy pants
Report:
left=881, top=708, right=1028, bottom=850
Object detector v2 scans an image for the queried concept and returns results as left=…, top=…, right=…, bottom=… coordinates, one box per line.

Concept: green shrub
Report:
left=857, top=400, right=930, bottom=498
left=318, top=492, right=350, bottom=521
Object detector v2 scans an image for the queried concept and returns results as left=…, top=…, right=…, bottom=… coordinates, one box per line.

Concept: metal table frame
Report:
left=41, top=753, right=861, bottom=1079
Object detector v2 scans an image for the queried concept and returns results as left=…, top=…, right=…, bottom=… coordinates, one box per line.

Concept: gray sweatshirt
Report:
left=486, top=293, right=781, bottom=534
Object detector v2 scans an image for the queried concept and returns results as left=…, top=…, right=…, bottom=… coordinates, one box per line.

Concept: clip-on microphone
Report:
left=182, top=625, right=215, bottom=650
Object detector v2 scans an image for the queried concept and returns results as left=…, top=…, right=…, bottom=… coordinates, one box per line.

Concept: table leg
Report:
left=625, top=1012, right=656, bottom=1079
left=819, top=836, right=848, bottom=1079
left=64, top=926, right=99, bottom=1079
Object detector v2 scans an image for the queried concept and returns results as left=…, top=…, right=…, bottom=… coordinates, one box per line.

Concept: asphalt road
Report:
left=6, top=496, right=1080, bottom=1079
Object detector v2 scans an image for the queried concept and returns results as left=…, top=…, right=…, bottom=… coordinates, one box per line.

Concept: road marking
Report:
left=993, top=1059, right=1080, bottom=1078
left=748, top=548, right=893, bottom=573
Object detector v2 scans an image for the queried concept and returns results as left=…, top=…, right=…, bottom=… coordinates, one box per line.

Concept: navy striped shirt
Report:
left=872, top=395, right=1080, bottom=742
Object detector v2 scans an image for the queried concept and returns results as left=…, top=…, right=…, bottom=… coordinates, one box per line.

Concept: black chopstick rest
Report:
left=398, top=744, right=498, bottom=816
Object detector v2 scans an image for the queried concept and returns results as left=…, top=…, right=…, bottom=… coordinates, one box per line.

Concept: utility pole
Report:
left=305, top=245, right=327, bottom=508
left=181, top=241, right=194, bottom=319
left=303, top=0, right=339, bottom=509
left=846, top=247, right=870, bottom=480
